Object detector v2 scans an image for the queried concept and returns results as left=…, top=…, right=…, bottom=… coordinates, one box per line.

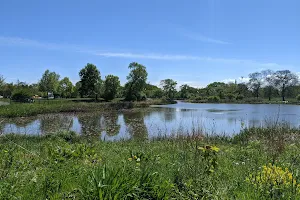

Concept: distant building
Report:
left=48, top=92, right=54, bottom=99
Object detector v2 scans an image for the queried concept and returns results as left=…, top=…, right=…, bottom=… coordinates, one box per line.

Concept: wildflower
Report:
left=211, top=146, right=220, bottom=152
left=205, top=145, right=212, bottom=150
left=136, top=158, right=141, bottom=162
left=198, top=147, right=205, bottom=151
left=133, top=155, right=137, bottom=160
left=246, top=164, right=299, bottom=193
left=198, top=145, right=220, bottom=152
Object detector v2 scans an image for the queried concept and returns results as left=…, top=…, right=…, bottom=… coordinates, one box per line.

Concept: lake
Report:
left=1, top=101, right=300, bottom=140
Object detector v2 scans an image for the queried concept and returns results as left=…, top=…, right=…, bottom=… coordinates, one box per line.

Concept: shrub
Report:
left=236, top=95, right=244, bottom=100
left=297, top=94, right=300, bottom=101
left=207, top=96, right=220, bottom=103
left=193, top=96, right=203, bottom=101
left=11, top=89, right=33, bottom=102
left=226, top=93, right=235, bottom=100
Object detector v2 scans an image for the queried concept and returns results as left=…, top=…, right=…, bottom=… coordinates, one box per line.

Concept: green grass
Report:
left=1, top=126, right=300, bottom=199
left=0, top=99, right=175, bottom=118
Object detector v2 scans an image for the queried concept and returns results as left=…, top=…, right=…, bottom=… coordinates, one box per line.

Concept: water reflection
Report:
left=103, top=112, right=121, bottom=136
left=40, top=114, right=73, bottom=134
left=2, top=102, right=300, bottom=139
left=77, top=113, right=104, bottom=136
left=123, top=111, right=148, bottom=140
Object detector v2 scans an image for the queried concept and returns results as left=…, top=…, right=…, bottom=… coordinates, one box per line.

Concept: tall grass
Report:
left=0, top=99, right=174, bottom=118
left=1, top=125, right=300, bottom=199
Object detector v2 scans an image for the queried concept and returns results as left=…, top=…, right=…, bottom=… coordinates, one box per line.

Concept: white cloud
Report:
left=222, top=77, right=250, bottom=84
left=0, top=36, right=297, bottom=71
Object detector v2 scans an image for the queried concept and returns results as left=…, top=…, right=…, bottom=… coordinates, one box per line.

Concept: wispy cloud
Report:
left=0, top=36, right=296, bottom=70
left=170, top=24, right=230, bottom=45
left=95, top=52, right=254, bottom=64
left=0, top=36, right=97, bottom=53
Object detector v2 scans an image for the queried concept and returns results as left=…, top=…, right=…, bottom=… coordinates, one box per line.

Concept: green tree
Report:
left=248, top=72, right=263, bottom=98
left=206, top=82, right=226, bottom=99
left=271, top=70, right=299, bottom=101
left=71, top=81, right=81, bottom=98
left=145, top=83, right=163, bottom=98
left=124, top=62, right=148, bottom=101
left=79, top=63, right=101, bottom=100
left=179, top=84, right=198, bottom=99
left=160, top=79, right=177, bottom=100
left=58, top=77, right=74, bottom=98
left=104, top=75, right=120, bottom=101
left=2, top=83, right=15, bottom=98
left=38, top=70, right=60, bottom=98
left=0, top=75, right=4, bottom=88
left=0, top=75, right=5, bottom=96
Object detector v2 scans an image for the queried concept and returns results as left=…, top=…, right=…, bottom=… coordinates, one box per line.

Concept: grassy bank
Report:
left=0, top=99, right=176, bottom=118
left=1, top=126, right=300, bottom=199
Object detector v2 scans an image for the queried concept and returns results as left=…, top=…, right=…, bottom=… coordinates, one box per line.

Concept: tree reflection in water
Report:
left=123, top=111, right=148, bottom=140
left=77, top=113, right=104, bottom=136
left=103, top=112, right=121, bottom=136
left=40, top=114, right=73, bottom=134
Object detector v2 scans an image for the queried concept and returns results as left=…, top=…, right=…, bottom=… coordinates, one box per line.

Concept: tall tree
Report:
left=271, top=70, right=299, bottom=101
left=160, top=79, right=177, bottom=100
left=124, top=62, right=148, bottom=101
left=79, top=63, right=101, bottom=100
left=180, top=84, right=198, bottom=99
left=0, top=75, right=5, bottom=96
left=248, top=72, right=263, bottom=98
left=262, top=70, right=275, bottom=101
left=38, top=70, right=60, bottom=98
left=0, top=75, right=4, bottom=87
left=104, top=75, right=120, bottom=101
left=58, top=77, right=74, bottom=98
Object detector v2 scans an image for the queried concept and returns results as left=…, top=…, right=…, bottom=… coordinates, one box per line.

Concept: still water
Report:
left=1, top=101, right=300, bottom=140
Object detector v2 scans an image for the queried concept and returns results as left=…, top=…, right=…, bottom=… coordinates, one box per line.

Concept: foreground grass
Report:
left=0, top=99, right=175, bottom=118
left=1, top=126, right=300, bottom=199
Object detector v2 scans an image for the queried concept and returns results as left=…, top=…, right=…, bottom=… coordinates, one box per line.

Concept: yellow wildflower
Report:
left=211, top=146, right=220, bottom=152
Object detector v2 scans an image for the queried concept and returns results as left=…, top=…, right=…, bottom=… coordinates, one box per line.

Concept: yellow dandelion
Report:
left=211, top=146, right=220, bottom=152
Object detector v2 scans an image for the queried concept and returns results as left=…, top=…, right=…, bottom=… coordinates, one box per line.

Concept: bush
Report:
left=236, top=95, right=244, bottom=101
left=226, top=93, right=235, bottom=100
left=193, top=96, right=203, bottom=101
left=207, top=96, right=220, bottom=103
left=11, top=89, right=33, bottom=102
left=297, top=94, right=300, bottom=101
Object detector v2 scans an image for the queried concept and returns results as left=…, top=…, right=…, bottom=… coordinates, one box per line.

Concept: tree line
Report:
left=0, top=63, right=300, bottom=102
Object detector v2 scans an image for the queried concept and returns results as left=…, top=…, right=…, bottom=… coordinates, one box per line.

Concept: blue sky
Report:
left=0, top=0, right=299, bottom=87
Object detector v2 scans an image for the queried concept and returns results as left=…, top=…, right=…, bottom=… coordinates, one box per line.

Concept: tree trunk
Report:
left=282, top=84, right=285, bottom=101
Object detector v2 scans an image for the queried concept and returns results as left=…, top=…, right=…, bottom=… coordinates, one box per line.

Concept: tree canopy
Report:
left=79, top=63, right=101, bottom=99
left=160, top=79, right=177, bottom=100
left=104, top=75, right=120, bottom=101
left=38, top=70, right=60, bottom=95
left=124, top=62, right=148, bottom=101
